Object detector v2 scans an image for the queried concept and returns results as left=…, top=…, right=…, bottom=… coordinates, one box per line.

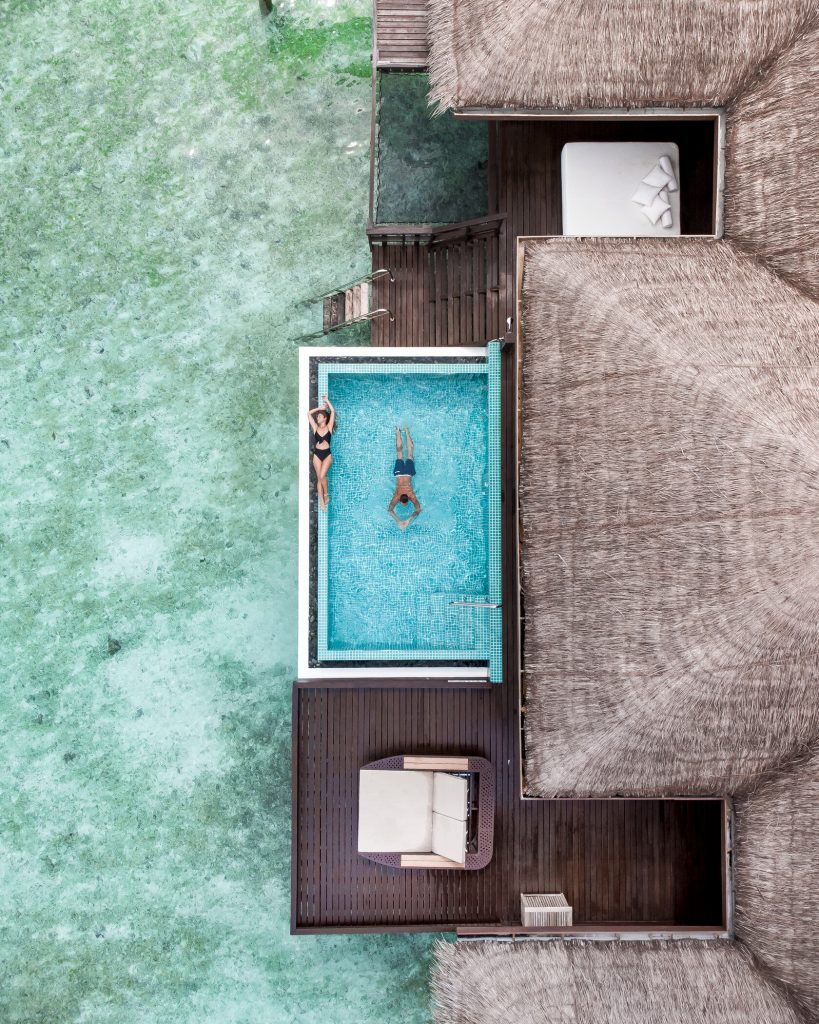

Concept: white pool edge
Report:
left=297, top=345, right=491, bottom=681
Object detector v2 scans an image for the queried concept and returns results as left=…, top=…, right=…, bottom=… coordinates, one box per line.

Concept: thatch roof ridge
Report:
left=725, top=20, right=819, bottom=300
left=432, top=938, right=804, bottom=1024
left=427, top=0, right=818, bottom=113
left=519, top=237, right=819, bottom=798
left=735, top=743, right=819, bottom=1020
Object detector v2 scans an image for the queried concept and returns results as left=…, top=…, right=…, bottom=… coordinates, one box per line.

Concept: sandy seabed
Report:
left=0, top=1, right=439, bottom=1020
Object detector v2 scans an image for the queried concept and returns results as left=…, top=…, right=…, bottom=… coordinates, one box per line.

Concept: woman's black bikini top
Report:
left=313, top=429, right=331, bottom=450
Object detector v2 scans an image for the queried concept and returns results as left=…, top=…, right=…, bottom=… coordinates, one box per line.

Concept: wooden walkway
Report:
left=373, top=0, right=429, bottom=68
left=370, top=217, right=505, bottom=346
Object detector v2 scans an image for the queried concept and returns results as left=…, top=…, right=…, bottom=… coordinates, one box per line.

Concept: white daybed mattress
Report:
left=561, top=141, right=681, bottom=237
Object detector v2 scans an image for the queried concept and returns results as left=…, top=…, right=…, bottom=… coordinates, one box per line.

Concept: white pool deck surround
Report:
left=298, top=346, right=495, bottom=681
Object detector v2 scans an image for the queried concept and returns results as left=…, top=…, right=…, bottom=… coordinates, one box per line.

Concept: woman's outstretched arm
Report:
left=322, top=394, right=335, bottom=432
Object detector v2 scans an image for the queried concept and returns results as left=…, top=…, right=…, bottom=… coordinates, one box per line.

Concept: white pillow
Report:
left=642, top=190, right=671, bottom=225
left=661, top=208, right=673, bottom=228
left=632, top=181, right=663, bottom=206
left=643, top=164, right=674, bottom=189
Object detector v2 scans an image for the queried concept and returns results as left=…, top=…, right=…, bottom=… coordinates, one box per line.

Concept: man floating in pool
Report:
left=388, top=426, right=421, bottom=530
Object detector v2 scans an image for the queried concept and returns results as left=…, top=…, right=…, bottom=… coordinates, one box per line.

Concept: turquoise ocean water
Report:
left=0, top=1, right=442, bottom=1020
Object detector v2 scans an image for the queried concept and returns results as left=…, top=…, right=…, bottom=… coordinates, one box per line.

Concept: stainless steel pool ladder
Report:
left=298, top=269, right=395, bottom=341
left=449, top=600, right=502, bottom=609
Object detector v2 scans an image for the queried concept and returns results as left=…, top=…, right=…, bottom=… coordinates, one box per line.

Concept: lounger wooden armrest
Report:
left=400, top=854, right=465, bottom=869
left=403, top=756, right=470, bottom=771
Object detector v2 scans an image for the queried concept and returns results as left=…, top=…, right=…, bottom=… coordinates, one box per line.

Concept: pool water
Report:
left=321, top=368, right=492, bottom=659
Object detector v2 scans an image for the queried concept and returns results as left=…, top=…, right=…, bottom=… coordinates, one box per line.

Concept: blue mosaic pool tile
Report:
left=487, top=341, right=503, bottom=683
left=314, top=354, right=504, bottom=679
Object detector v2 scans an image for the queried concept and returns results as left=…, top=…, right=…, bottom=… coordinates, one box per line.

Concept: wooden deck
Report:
left=292, top=681, right=727, bottom=931
left=373, top=0, right=429, bottom=69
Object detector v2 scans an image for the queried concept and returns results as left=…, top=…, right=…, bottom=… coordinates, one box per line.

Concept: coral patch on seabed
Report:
left=0, top=0, right=436, bottom=1020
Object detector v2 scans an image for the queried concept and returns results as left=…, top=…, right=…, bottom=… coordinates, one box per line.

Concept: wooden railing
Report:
left=367, top=212, right=506, bottom=247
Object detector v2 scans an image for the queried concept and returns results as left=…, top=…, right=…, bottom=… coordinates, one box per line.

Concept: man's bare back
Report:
left=388, top=426, right=421, bottom=530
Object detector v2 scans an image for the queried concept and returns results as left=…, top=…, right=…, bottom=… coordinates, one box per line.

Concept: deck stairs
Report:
left=369, top=214, right=506, bottom=345
left=300, top=269, right=394, bottom=341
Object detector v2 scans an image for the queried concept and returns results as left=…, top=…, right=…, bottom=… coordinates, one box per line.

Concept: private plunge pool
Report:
left=298, top=345, right=502, bottom=683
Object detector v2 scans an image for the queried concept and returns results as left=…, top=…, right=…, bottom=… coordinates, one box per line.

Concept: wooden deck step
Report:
left=370, top=229, right=502, bottom=346
left=321, top=281, right=372, bottom=332
left=375, top=0, right=429, bottom=68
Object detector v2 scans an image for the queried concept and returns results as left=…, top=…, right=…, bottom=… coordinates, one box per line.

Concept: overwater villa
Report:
left=293, top=1, right=819, bottom=1021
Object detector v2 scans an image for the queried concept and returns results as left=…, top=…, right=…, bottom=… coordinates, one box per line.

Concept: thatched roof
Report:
left=520, top=237, right=819, bottom=798
left=432, top=939, right=802, bottom=1024
left=725, top=22, right=819, bottom=301
left=735, top=746, right=819, bottom=1020
left=427, top=0, right=816, bottom=113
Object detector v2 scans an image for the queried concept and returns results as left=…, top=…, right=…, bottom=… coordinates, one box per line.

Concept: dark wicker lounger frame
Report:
left=358, top=754, right=495, bottom=870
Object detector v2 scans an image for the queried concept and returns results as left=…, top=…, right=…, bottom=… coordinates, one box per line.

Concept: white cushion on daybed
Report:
left=432, top=811, right=468, bottom=863
left=357, top=769, right=433, bottom=852
left=357, top=769, right=469, bottom=858
left=433, top=770, right=468, bottom=819
left=561, top=141, right=681, bottom=237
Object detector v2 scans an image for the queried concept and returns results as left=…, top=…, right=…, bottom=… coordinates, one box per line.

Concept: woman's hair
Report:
left=399, top=494, right=409, bottom=504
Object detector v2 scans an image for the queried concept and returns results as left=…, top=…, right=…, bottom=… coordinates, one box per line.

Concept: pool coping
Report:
left=298, top=345, right=497, bottom=681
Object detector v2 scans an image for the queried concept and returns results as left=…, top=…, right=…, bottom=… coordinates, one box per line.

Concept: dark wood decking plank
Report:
left=374, top=0, right=429, bottom=68
left=295, top=694, right=726, bottom=928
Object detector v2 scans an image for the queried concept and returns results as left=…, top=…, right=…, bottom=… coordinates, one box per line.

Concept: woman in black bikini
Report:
left=307, top=393, right=335, bottom=511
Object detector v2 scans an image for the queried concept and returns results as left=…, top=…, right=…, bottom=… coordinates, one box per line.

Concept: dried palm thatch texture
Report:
left=427, top=0, right=816, bottom=113
left=726, top=22, right=819, bottom=301
left=432, top=939, right=801, bottom=1024
left=735, top=745, right=819, bottom=1020
left=520, top=237, right=819, bottom=798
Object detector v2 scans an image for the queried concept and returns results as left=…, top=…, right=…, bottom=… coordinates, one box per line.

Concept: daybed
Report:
left=357, top=754, right=494, bottom=869
left=561, top=141, right=681, bottom=236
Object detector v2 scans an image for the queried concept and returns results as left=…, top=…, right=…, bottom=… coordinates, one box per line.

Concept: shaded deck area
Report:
left=370, top=117, right=716, bottom=345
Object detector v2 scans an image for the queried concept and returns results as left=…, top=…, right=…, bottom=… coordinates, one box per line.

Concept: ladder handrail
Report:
left=299, top=308, right=394, bottom=342
left=300, top=268, right=394, bottom=306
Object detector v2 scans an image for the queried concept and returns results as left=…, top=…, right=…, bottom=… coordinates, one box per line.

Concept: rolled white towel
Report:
left=661, top=207, right=673, bottom=228
left=658, top=155, right=678, bottom=192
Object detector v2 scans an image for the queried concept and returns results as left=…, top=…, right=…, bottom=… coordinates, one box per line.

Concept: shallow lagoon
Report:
left=0, top=1, right=440, bottom=1020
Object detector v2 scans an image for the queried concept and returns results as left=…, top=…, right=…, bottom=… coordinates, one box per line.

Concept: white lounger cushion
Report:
left=432, top=811, right=468, bottom=863
left=433, top=771, right=468, bottom=820
left=357, top=769, right=433, bottom=852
